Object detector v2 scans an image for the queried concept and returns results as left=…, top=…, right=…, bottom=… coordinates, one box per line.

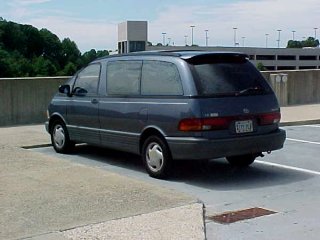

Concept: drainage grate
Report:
left=207, top=207, right=277, bottom=224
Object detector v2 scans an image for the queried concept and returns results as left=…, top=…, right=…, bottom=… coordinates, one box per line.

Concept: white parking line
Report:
left=256, top=160, right=320, bottom=176
left=286, top=138, right=320, bottom=145
left=303, top=125, right=320, bottom=128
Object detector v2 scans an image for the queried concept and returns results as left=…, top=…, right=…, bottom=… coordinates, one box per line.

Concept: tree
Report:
left=59, top=62, right=77, bottom=76
left=0, top=19, right=112, bottom=77
left=287, top=37, right=319, bottom=48
left=287, top=40, right=303, bottom=48
left=61, top=38, right=81, bottom=66
left=39, top=28, right=63, bottom=68
left=80, top=49, right=109, bottom=67
left=256, top=62, right=266, bottom=71
left=33, top=56, right=57, bottom=76
left=302, top=37, right=319, bottom=48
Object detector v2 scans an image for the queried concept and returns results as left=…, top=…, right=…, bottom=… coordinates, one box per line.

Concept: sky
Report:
left=0, top=0, right=319, bottom=52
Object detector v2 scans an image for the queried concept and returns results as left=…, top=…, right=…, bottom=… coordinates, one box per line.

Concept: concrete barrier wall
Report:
left=262, top=69, right=320, bottom=106
left=0, top=70, right=320, bottom=126
left=0, top=77, right=69, bottom=126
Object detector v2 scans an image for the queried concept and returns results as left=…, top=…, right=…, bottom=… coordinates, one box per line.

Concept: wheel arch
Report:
left=48, top=113, right=67, bottom=133
left=139, top=126, right=167, bottom=154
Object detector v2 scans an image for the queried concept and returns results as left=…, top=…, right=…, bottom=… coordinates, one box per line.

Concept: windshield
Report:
left=190, top=58, right=272, bottom=97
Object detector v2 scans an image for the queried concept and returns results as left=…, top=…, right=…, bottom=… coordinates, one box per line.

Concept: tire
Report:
left=142, top=136, right=172, bottom=179
left=226, top=154, right=256, bottom=167
left=50, top=120, right=74, bottom=153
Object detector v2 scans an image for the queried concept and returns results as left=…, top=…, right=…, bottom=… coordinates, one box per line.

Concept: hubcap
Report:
left=53, top=125, right=65, bottom=148
left=146, top=142, right=164, bottom=172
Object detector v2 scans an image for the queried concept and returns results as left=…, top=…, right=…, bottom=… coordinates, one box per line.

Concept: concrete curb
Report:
left=280, top=119, right=320, bottom=127
left=61, top=202, right=206, bottom=240
left=27, top=203, right=206, bottom=240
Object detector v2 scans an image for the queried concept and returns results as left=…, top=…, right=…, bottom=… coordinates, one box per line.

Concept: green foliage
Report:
left=287, top=37, right=319, bottom=48
left=0, top=18, right=110, bottom=77
left=256, top=62, right=266, bottom=71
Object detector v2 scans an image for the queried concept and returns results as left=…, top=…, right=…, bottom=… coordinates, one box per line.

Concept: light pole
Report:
left=184, top=35, right=188, bottom=46
left=292, top=30, right=296, bottom=41
left=265, top=34, right=269, bottom=48
left=242, top=37, right=245, bottom=47
left=277, top=29, right=282, bottom=48
left=190, top=25, right=195, bottom=46
left=162, top=32, right=166, bottom=46
left=314, top=28, right=318, bottom=39
left=205, top=30, right=209, bottom=46
left=233, top=27, right=237, bottom=47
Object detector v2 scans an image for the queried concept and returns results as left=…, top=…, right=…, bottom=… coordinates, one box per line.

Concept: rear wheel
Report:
left=50, top=120, right=74, bottom=153
left=226, top=154, right=256, bottom=167
left=142, top=136, right=172, bottom=179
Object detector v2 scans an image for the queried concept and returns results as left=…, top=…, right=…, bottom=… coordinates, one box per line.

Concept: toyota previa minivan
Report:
left=46, top=51, right=286, bottom=179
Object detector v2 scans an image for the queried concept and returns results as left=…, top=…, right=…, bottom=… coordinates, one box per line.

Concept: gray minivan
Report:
left=46, top=51, right=286, bottom=179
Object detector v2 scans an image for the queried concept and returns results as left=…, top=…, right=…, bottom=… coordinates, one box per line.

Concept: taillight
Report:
left=178, top=117, right=231, bottom=131
left=178, top=118, right=202, bottom=131
left=259, top=112, right=281, bottom=125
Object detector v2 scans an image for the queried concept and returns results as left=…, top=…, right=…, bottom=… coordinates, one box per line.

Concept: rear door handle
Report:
left=91, top=99, right=99, bottom=104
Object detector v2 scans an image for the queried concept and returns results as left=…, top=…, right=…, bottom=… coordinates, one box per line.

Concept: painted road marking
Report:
left=256, top=160, right=320, bottom=176
left=286, top=138, right=320, bottom=145
left=292, top=125, right=320, bottom=128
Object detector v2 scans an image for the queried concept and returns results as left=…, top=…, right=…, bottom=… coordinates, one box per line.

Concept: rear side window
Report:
left=73, top=64, right=101, bottom=94
left=189, top=56, right=272, bottom=96
left=141, top=61, right=183, bottom=96
left=107, top=61, right=142, bottom=95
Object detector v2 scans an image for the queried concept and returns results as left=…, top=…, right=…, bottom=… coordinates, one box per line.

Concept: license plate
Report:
left=235, top=120, right=253, bottom=133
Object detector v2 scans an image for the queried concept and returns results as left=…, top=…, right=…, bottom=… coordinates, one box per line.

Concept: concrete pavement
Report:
left=0, top=125, right=205, bottom=240
left=1, top=103, right=320, bottom=240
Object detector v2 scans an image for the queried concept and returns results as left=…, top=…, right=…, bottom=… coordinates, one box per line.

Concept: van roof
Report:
left=96, top=50, right=249, bottom=61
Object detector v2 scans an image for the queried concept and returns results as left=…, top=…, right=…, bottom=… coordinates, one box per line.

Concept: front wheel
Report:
left=226, top=154, right=256, bottom=167
left=142, top=136, right=172, bottom=179
left=50, top=121, right=74, bottom=153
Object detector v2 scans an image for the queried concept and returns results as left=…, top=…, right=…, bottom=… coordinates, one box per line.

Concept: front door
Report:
left=67, top=63, right=101, bottom=144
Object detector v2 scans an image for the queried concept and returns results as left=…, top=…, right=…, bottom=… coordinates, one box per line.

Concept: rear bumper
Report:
left=166, top=129, right=286, bottom=160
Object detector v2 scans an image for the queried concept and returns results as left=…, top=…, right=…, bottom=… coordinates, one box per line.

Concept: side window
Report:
left=141, top=61, right=183, bottom=96
left=107, top=61, right=142, bottom=95
left=73, top=64, right=101, bottom=95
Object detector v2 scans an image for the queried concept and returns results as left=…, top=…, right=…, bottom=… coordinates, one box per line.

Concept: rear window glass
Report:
left=141, top=61, right=183, bottom=96
left=189, top=56, right=272, bottom=96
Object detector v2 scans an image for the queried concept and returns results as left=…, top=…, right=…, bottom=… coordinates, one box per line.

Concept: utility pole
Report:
left=265, top=34, right=269, bottom=48
left=205, top=30, right=209, bottom=46
left=233, top=27, right=237, bottom=47
left=190, top=25, right=195, bottom=46
left=184, top=35, right=188, bottom=46
left=277, top=29, right=282, bottom=48
left=242, top=37, right=245, bottom=47
left=162, top=32, right=166, bottom=46
left=292, top=30, right=296, bottom=41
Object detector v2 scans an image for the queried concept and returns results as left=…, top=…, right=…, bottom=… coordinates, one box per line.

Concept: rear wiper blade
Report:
left=236, top=87, right=264, bottom=96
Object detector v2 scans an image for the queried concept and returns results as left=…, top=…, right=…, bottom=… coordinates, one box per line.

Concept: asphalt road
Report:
left=34, top=125, right=320, bottom=240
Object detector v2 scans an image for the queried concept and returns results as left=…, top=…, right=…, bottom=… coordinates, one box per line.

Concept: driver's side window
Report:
left=73, top=64, right=101, bottom=95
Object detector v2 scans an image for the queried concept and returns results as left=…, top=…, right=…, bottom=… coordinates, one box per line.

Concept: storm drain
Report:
left=207, top=207, right=277, bottom=224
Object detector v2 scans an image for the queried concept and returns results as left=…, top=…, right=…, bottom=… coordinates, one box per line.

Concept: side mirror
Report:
left=58, top=85, right=71, bottom=96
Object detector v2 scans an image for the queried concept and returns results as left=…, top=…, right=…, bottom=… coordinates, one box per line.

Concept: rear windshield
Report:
left=189, top=56, right=272, bottom=97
